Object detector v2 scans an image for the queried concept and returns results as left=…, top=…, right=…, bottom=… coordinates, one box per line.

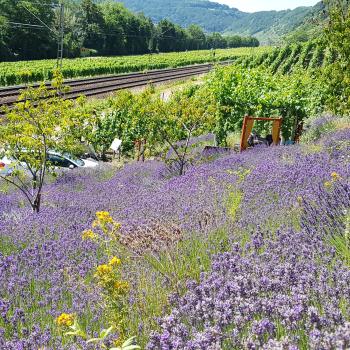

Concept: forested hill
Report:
left=0, top=0, right=258, bottom=61
left=119, top=0, right=244, bottom=33
left=119, top=0, right=323, bottom=44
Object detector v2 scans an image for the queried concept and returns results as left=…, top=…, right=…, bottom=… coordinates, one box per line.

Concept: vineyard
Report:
left=0, top=42, right=330, bottom=88
left=0, top=47, right=270, bottom=86
left=238, top=41, right=335, bottom=73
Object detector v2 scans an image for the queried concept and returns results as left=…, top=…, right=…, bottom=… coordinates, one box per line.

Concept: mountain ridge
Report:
left=118, top=0, right=322, bottom=44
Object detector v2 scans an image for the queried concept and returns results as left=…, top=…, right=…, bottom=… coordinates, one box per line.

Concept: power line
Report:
left=20, top=2, right=56, bottom=33
left=8, top=21, right=46, bottom=29
left=14, top=0, right=59, bottom=7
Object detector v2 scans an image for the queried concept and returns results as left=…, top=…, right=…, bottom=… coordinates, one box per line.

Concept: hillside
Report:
left=119, top=0, right=243, bottom=32
left=119, top=0, right=322, bottom=44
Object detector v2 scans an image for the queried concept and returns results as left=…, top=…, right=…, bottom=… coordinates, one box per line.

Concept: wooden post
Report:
left=272, top=119, right=282, bottom=145
left=240, top=116, right=255, bottom=151
left=134, top=140, right=141, bottom=161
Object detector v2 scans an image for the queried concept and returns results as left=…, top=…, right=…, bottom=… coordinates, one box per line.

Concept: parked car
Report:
left=0, top=152, right=98, bottom=177
left=47, top=152, right=98, bottom=169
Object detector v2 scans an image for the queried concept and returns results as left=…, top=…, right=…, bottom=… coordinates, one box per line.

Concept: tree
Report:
left=0, top=72, right=90, bottom=213
left=323, top=0, right=350, bottom=114
left=157, top=88, right=215, bottom=175
left=78, top=0, right=106, bottom=54
left=0, top=15, right=11, bottom=60
left=60, top=5, right=84, bottom=58
left=206, top=32, right=227, bottom=49
left=187, top=24, right=206, bottom=50
left=156, top=19, right=182, bottom=52
left=1, top=0, right=57, bottom=60
left=100, top=1, right=126, bottom=55
left=226, top=35, right=242, bottom=48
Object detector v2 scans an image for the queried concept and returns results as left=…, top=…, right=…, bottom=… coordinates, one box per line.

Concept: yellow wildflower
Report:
left=113, top=222, right=122, bottom=231
left=331, top=172, right=341, bottom=181
left=324, top=181, right=332, bottom=189
left=96, top=264, right=113, bottom=276
left=109, top=256, right=121, bottom=266
left=56, top=313, right=74, bottom=327
left=96, top=211, right=114, bottom=224
left=82, top=229, right=96, bottom=240
left=114, top=280, right=129, bottom=293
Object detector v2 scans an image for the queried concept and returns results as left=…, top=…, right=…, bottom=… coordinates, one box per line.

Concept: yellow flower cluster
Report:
left=325, top=172, right=342, bottom=189
left=331, top=172, right=341, bottom=181
left=56, top=313, right=74, bottom=327
left=94, top=257, right=129, bottom=296
left=114, top=280, right=129, bottom=294
left=95, top=257, right=121, bottom=278
left=82, top=229, right=96, bottom=240
left=96, top=264, right=113, bottom=277
left=93, top=211, right=114, bottom=227
left=82, top=211, right=122, bottom=242
left=324, top=181, right=332, bottom=189
left=109, top=256, right=121, bottom=266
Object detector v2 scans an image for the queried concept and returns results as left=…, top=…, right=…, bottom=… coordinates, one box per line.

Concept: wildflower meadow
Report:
left=0, top=119, right=349, bottom=349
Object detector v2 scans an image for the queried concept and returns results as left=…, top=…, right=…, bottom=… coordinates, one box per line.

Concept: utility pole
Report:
left=20, top=1, right=64, bottom=69
left=56, top=3, right=64, bottom=69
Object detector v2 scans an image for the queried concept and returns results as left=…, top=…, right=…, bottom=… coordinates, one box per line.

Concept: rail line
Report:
left=0, top=61, right=233, bottom=108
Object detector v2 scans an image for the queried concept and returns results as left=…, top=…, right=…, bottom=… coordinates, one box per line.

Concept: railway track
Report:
left=0, top=61, right=232, bottom=109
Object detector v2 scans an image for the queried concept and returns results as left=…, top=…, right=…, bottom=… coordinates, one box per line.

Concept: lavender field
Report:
left=0, top=120, right=349, bottom=349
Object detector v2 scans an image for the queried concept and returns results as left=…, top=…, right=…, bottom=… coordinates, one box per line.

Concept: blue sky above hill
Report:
left=213, top=0, right=319, bottom=12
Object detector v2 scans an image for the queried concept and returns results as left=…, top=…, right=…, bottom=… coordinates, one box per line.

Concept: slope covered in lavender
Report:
left=0, top=120, right=349, bottom=349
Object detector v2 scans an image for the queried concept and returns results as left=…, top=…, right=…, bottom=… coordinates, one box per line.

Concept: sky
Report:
left=213, top=0, right=319, bottom=12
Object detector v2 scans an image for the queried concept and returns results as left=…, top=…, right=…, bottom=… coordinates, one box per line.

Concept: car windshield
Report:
left=63, top=153, right=85, bottom=166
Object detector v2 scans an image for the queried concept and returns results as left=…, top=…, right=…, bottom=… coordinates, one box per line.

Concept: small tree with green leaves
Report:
left=157, top=91, right=215, bottom=176
left=0, top=72, right=91, bottom=213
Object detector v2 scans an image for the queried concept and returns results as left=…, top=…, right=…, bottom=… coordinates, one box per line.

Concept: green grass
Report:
left=0, top=235, right=25, bottom=256
left=328, top=209, right=350, bottom=265
left=121, top=228, right=231, bottom=347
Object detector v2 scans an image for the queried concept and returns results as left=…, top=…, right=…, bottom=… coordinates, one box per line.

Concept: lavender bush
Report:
left=148, top=129, right=350, bottom=349
left=0, top=123, right=349, bottom=349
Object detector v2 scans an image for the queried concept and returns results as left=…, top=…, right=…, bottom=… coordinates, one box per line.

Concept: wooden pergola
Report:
left=240, top=115, right=283, bottom=152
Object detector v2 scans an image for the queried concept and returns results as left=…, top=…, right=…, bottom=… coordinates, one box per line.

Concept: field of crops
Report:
left=237, top=42, right=334, bottom=74
left=0, top=47, right=271, bottom=86
left=0, top=43, right=327, bottom=87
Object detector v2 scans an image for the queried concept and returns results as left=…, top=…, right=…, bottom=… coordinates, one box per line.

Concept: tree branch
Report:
left=0, top=175, right=34, bottom=207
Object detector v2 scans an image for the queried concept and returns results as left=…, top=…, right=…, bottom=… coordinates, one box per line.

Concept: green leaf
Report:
left=86, top=338, right=102, bottom=344
left=99, top=325, right=115, bottom=339
left=64, top=331, right=80, bottom=337
left=122, top=337, right=136, bottom=347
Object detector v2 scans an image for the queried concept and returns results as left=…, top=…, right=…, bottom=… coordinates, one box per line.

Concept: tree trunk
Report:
left=33, top=193, right=41, bottom=213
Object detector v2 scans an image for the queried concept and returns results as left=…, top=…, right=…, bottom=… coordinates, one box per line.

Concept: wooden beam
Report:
left=245, top=117, right=282, bottom=122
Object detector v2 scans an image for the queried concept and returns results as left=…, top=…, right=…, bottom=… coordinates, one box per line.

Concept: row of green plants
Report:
left=0, top=47, right=269, bottom=86
left=238, top=41, right=336, bottom=74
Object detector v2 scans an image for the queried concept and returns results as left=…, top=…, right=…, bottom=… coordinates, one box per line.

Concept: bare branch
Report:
left=0, top=175, right=34, bottom=207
